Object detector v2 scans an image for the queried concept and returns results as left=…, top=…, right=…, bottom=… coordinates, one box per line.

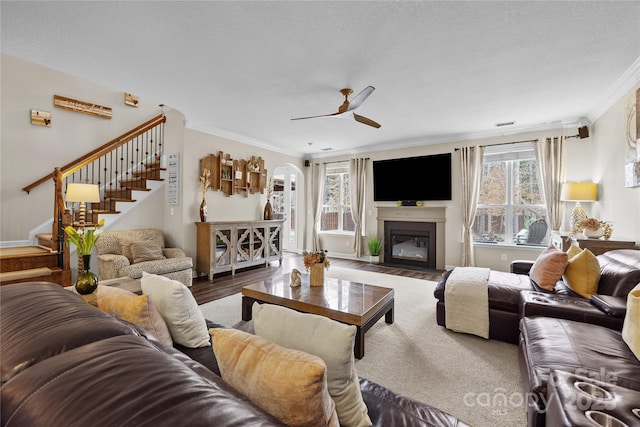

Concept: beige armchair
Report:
left=95, top=228, right=193, bottom=287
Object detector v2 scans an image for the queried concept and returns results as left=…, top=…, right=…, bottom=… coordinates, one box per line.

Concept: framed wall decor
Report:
left=30, top=110, right=51, bottom=127
left=53, top=94, right=112, bottom=119
left=167, top=153, right=179, bottom=205
left=124, top=92, right=139, bottom=107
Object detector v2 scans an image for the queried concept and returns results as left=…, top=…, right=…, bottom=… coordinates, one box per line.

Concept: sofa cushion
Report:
left=622, top=284, right=640, bottom=361
left=528, top=246, right=568, bottom=291
left=120, top=257, right=193, bottom=279
left=141, top=272, right=209, bottom=348
left=519, top=316, right=640, bottom=402
left=253, top=303, right=371, bottom=427
left=130, top=240, right=166, bottom=264
left=1, top=334, right=286, bottom=426
left=596, top=249, right=640, bottom=296
left=96, top=285, right=172, bottom=346
left=210, top=328, right=339, bottom=427
left=562, top=248, right=600, bottom=298
left=0, top=282, right=138, bottom=384
left=486, top=270, right=533, bottom=312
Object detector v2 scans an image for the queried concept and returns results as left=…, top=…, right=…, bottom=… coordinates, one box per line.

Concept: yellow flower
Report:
left=64, top=218, right=105, bottom=255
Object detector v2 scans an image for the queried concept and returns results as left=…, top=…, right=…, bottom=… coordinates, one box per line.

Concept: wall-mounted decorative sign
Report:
left=124, top=92, right=139, bottom=107
left=167, top=153, right=180, bottom=205
left=30, top=110, right=51, bottom=127
left=53, top=94, right=112, bottom=119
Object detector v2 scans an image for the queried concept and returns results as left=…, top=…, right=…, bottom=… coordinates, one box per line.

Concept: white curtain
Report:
left=349, top=158, right=367, bottom=257
left=460, top=145, right=485, bottom=267
left=310, top=163, right=326, bottom=251
left=534, top=136, right=566, bottom=232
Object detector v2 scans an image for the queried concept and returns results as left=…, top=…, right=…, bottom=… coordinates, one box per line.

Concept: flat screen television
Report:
left=373, top=153, right=452, bottom=201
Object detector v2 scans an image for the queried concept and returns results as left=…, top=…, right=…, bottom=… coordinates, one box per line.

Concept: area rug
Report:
left=199, top=267, right=526, bottom=426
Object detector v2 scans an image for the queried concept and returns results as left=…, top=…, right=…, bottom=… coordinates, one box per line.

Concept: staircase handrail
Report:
left=22, top=114, right=166, bottom=194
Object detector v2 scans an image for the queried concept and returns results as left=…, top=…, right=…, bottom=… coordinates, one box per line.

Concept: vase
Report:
left=583, top=227, right=604, bottom=239
left=199, top=197, right=208, bottom=222
left=309, top=263, right=324, bottom=287
left=75, top=254, right=98, bottom=295
left=263, top=199, right=273, bottom=220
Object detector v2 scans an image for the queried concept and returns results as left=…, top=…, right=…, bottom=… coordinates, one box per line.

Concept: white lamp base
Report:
left=570, top=202, right=587, bottom=233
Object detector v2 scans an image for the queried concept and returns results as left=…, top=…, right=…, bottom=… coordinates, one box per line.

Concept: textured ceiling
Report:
left=2, top=1, right=639, bottom=157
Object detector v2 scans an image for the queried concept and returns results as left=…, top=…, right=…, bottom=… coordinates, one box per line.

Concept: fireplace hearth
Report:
left=384, top=221, right=436, bottom=269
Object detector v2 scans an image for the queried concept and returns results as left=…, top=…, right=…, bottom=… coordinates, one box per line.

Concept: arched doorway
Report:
left=272, top=164, right=301, bottom=252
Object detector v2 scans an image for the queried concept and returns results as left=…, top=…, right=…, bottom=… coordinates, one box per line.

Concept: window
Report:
left=320, top=162, right=355, bottom=233
left=473, top=143, right=548, bottom=245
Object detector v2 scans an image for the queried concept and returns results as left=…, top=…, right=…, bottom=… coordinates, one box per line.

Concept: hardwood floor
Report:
left=191, top=251, right=444, bottom=305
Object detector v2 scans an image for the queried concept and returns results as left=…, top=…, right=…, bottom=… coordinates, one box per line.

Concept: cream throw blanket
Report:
left=444, top=267, right=490, bottom=339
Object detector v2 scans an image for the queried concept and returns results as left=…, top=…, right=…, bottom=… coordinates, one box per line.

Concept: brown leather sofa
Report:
left=434, top=249, right=640, bottom=344
left=0, top=282, right=467, bottom=427
left=519, top=316, right=640, bottom=427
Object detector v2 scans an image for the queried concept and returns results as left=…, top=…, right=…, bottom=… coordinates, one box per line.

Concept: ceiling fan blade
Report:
left=353, top=113, right=381, bottom=128
left=291, top=112, right=341, bottom=121
left=346, top=86, right=375, bottom=112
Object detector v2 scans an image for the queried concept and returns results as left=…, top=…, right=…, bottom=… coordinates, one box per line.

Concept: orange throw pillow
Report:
left=529, top=246, right=568, bottom=291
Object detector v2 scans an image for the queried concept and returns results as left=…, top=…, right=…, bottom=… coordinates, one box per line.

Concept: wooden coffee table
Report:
left=241, top=274, right=394, bottom=359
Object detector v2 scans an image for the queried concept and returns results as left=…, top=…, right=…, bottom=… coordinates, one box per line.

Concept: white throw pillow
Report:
left=253, top=303, right=372, bottom=427
left=141, top=272, right=209, bottom=348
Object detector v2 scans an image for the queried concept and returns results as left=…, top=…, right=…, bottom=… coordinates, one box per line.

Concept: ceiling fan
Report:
left=291, top=86, right=381, bottom=128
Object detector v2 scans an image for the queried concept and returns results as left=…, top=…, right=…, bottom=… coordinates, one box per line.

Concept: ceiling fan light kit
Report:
left=292, top=86, right=381, bottom=128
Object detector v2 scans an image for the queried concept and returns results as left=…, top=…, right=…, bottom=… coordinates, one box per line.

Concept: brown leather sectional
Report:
left=435, top=249, right=640, bottom=427
left=0, top=282, right=467, bottom=427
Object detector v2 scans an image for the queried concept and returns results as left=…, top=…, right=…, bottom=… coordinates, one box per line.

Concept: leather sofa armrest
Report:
left=589, top=294, right=627, bottom=318
left=511, top=260, right=534, bottom=275
left=163, top=247, right=186, bottom=259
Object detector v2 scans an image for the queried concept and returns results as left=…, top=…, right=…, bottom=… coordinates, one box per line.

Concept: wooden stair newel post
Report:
left=52, top=167, right=72, bottom=285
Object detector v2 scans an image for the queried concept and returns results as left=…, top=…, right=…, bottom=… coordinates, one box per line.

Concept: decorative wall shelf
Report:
left=200, top=152, right=267, bottom=197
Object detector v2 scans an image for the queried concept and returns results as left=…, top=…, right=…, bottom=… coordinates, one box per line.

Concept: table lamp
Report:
left=65, top=183, right=101, bottom=228
left=561, top=182, right=597, bottom=232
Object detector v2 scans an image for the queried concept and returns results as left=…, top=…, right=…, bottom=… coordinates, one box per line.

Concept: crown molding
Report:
left=186, top=121, right=304, bottom=157
left=588, top=56, right=640, bottom=122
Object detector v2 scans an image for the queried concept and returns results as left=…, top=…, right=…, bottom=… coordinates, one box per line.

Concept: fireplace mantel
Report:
left=376, top=206, right=446, bottom=270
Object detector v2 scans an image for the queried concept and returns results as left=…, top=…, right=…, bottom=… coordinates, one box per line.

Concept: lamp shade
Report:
left=561, top=182, right=597, bottom=202
left=65, top=183, right=101, bottom=203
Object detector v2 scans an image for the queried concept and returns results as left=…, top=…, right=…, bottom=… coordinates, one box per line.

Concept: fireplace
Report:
left=376, top=205, right=446, bottom=270
left=384, top=221, right=436, bottom=269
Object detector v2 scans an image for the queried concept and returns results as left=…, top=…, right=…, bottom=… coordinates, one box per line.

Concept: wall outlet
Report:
left=501, top=253, right=507, bottom=261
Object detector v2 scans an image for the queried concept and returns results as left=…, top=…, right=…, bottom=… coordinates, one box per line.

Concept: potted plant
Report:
left=367, top=236, right=383, bottom=264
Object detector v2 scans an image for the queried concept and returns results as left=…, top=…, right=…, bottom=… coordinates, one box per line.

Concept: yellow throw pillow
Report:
left=210, top=328, right=339, bottom=427
left=96, top=285, right=173, bottom=346
left=622, top=284, right=640, bottom=361
left=563, top=248, right=600, bottom=298
left=566, top=244, right=582, bottom=259
left=529, top=246, right=569, bottom=291
left=253, top=303, right=372, bottom=427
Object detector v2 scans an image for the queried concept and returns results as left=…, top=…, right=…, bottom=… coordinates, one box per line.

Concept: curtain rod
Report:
left=321, top=157, right=370, bottom=164
left=454, top=139, right=538, bottom=151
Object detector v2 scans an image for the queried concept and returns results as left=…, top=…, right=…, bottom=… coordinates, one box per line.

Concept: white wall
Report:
left=0, top=54, right=161, bottom=241
left=180, top=127, right=304, bottom=262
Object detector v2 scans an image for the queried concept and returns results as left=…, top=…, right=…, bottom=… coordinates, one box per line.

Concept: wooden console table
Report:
left=550, top=232, right=637, bottom=256
left=196, top=220, right=284, bottom=280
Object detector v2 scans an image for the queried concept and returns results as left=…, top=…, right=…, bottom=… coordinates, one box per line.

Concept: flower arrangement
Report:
left=303, top=249, right=330, bottom=271
left=200, top=168, right=211, bottom=200
left=64, top=218, right=105, bottom=255
left=577, top=217, right=601, bottom=231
